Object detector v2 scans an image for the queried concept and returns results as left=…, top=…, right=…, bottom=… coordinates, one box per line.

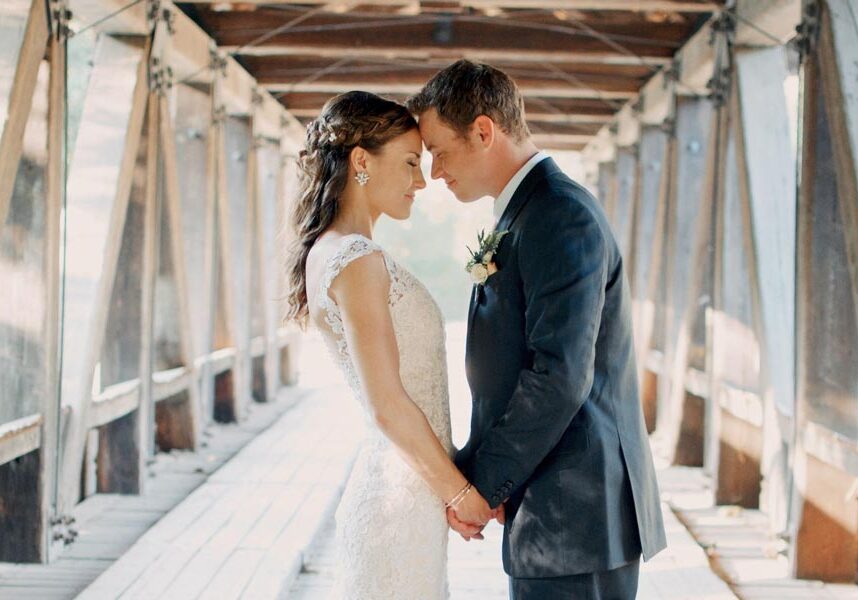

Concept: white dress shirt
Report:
left=493, top=151, right=549, bottom=224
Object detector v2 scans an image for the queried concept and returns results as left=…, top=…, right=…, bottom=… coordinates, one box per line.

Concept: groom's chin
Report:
left=454, top=192, right=489, bottom=204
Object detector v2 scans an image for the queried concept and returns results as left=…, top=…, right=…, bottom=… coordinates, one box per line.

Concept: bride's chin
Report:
left=386, top=207, right=412, bottom=220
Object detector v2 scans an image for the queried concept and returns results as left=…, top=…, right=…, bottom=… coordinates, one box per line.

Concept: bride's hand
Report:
left=446, top=507, right=484, bottom=541
left=452, top=487, right=493, bottom=527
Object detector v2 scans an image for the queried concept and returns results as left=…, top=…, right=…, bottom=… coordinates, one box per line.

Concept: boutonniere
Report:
left=465, top=229, right=508, bottom=285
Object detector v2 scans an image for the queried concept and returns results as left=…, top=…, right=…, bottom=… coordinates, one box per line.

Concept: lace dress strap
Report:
left=315, top=234, right=387, bottom=382
left=317, top=234, right=385, bottom=307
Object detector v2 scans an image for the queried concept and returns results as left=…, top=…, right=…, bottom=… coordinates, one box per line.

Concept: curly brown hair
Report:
left=407, top=59, right=530, bottom=143
left=285, top=91, right=417, bottom=326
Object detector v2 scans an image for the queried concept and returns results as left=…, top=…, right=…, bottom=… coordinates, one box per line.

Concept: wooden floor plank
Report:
left=198, top=548, right=266, bottom=600
left=118, top=485, right=249, bottom=599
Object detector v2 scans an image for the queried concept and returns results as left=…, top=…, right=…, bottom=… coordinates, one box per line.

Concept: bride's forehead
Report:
left=383, top=129, right=423, bottom=152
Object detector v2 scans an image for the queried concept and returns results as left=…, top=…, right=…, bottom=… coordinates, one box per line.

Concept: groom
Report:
left=408, top=60, right=666, bottom=599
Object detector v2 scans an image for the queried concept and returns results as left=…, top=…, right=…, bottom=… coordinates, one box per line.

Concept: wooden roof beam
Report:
left=204, top=13, right=683, bottom=60
left=263, top=81, right=636, bottom=100
left=188, top=0, right=721, bottom=11
left=227, top=45, right=673, bottom=67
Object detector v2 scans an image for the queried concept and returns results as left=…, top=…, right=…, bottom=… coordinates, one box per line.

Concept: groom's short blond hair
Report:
left=407, top=59, right=530, bottom=143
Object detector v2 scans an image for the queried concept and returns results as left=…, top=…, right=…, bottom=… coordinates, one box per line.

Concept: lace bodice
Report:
left=313, top=234, right=453, bottom=600
left=315, top=234, right=453, bottom=451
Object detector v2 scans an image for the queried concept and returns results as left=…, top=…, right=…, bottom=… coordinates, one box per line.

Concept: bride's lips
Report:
left=446, top=179, right=456, bottom=189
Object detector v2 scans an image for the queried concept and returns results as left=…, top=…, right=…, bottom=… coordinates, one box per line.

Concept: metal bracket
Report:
left=49, top=0, right=72, bottom=41
left=209, top=46, right=228, bottom=78
left=251, top=87, right=265, bottom=107
left=149, top=56, right=174, bottom=95
left=709, top=10, right=736, bottom=47
left=254, top=133, right=281, bottom=149
left=706, top=66, right=732, bottom=108
left=662, top=59, right=681, bottom=89
left=793, top=1, right=820, bottom=62
left=49, top=514, right=78, bottom=546
left=212, top=105, right=227, bottom=125
left=147, top=0, right=176, bottom=35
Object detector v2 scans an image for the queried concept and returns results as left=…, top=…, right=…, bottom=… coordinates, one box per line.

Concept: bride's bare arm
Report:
left=331, top=251, right=491, bottom=525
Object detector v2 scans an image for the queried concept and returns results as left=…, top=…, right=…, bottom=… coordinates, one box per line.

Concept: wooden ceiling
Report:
left=176, top=1, right=722, bottom=150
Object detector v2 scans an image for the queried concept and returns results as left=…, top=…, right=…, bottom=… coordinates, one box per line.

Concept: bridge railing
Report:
left=0, top=0, right=306, bottom=564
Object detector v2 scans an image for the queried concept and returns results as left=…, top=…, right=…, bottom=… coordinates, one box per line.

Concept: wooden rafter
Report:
left=186, top=0, right=722, bottom=11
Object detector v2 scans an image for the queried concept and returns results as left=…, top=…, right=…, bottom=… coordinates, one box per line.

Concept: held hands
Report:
left=445, top=487, right=506, bottom=541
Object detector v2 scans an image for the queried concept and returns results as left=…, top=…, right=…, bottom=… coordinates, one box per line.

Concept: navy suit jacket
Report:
left=456, top=158, right=667, bottom=578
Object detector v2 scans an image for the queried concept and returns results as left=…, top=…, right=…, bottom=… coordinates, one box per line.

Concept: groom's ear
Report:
left=473, top=115, right=495, bottom=149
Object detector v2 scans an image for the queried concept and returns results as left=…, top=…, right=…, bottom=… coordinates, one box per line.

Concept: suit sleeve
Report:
left=470, top=195, right=609, bottom=508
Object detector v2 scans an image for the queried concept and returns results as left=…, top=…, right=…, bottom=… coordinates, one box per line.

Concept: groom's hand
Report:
left=446, top=507, right=484, bottom=541
left=493, top=502, right=506, bottom=525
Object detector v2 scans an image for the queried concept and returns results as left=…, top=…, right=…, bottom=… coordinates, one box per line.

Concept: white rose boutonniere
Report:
left=466, top=229, right=508, bottom=286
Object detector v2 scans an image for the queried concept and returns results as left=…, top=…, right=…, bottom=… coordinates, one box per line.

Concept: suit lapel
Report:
left=467, top=157, right=562, bottom=357
left=494, top=157, right=561, bottom=234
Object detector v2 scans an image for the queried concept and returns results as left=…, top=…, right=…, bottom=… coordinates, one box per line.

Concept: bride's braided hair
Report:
left=285, top=91, right=417, bottom=326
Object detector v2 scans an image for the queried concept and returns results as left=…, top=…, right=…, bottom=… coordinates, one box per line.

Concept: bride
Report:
left=285, top=91, right=495, bottom=599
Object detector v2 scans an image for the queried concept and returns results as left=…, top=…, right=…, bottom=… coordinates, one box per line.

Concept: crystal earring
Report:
left=355, top=171, right=370, bottom=186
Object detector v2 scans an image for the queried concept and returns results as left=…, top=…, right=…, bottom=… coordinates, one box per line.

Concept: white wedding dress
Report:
left=315, top=234, right=453, bottom=600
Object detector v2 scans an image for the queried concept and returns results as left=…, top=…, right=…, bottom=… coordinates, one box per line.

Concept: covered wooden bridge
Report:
left=0, top=0, right=856, bottom=593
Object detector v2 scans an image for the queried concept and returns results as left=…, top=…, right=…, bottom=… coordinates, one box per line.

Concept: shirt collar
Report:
left=493, top=151, right=549, bottom=224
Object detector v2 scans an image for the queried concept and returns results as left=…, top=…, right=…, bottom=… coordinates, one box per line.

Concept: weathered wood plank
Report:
left=0, top=449, right=42, bottom=562
left=0, top=0, right=49, bottom=232
left=90, top=380, right=140, bottom=428
left=151, top=366, right=192, bottom=403
left=819, top=0, right=858, bottom=334
left=0, top=414, right=42, bottom=466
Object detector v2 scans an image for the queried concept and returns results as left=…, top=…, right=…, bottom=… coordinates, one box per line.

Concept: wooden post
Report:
left=42, top=23, right=65, bottom=562
left=656, top=95, right=714, bottom=452
left=612, top=145, right=638, bottom=262
left=709, top=90, right=763, bottom=506
left=95, top=35, right=156, bottom=495
left=247, top=128, right=267, bottom=405
left=58, top=37, right=149, bottom=512
left=212, top=112, right=240, bottom=422
left=597, top=161, right=617, bottom=222
left=792, top=0, right=858, bottom=582
left=0, top=0, right=51, bottom=563
left=155, top=94, right=202, bottom=449
left=635, top=123, right=675, bottom=419
left=662, top=96, right=723, bottom=467
left=171, top=82, right=216, bottom=419
left=630, top=126, right=670, bottom=432
left=818, top=0, right=858, bottom=334
left=733, top=45, right=796, bottom=529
